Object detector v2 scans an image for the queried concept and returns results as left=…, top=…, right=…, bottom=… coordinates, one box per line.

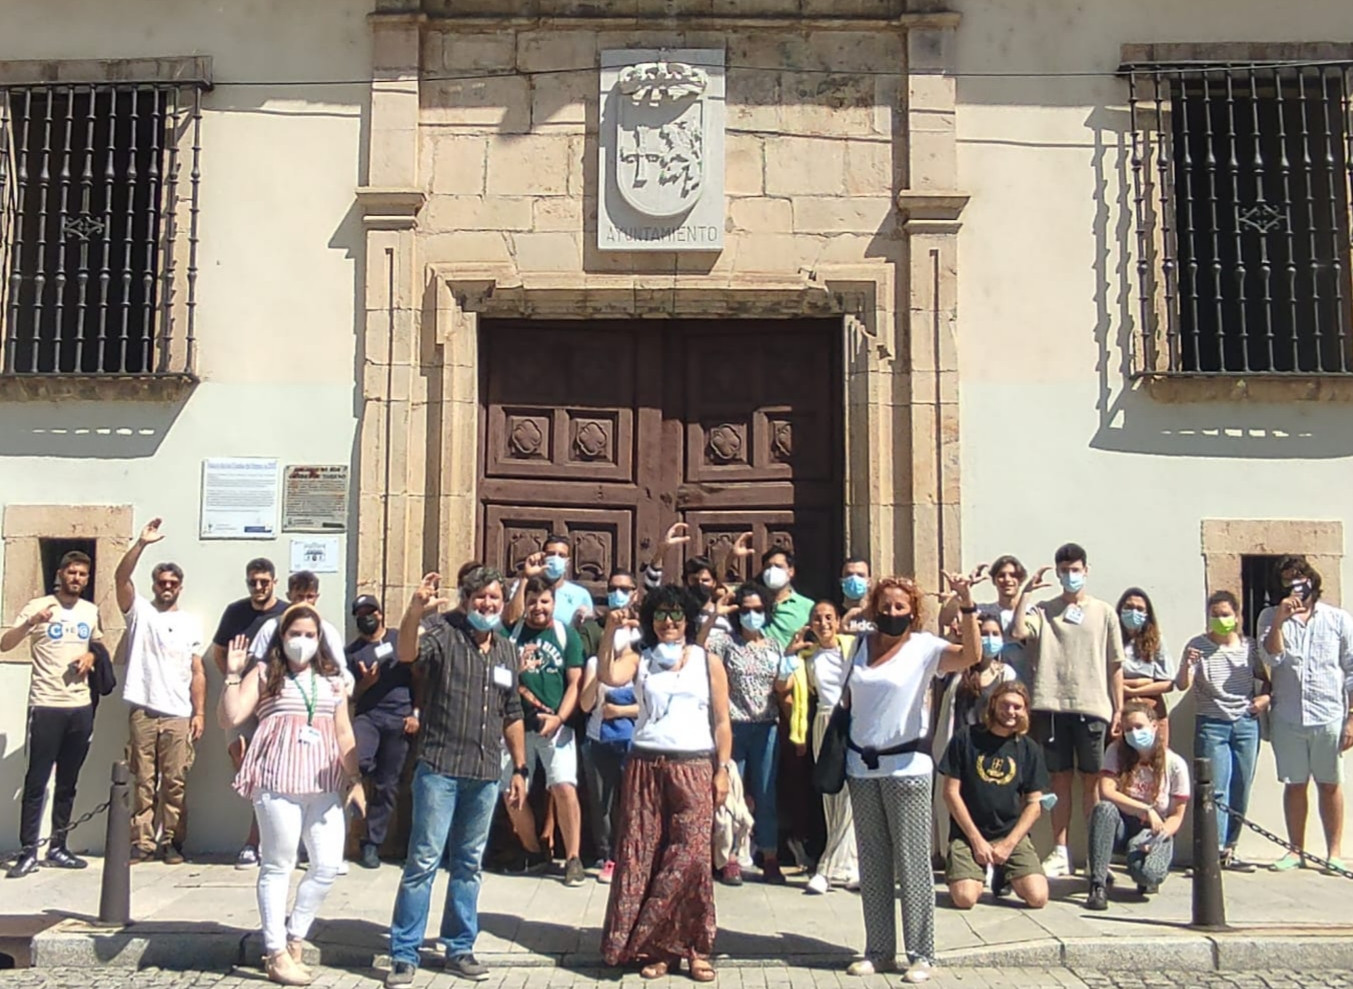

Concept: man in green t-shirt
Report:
left=500, top=576, right=587, bottom=885
left=759, top=546, right=814, bottom=649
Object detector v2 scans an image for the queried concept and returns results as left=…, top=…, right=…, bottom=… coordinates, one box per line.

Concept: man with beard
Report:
left=939, top=681, right=1050, bottom=910
left=114, top=518, right=206, bottom=864
left=2, top=550, right=103, bottom=877
left=208, top=557, right=287, bottom=869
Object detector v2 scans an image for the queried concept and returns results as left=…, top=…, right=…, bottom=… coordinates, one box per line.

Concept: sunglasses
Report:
left=653, top=609, right=686, bottom=623
left=248, top=579, right=272, bottom=589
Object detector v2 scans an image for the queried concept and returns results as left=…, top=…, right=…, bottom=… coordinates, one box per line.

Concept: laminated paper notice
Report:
left=200, top=458, right=279, bottom=539
left=282, top=464, right=349, bottom=532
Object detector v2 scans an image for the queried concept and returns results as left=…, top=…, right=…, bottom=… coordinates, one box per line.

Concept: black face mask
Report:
left=688, top=584, right=712, bottom=606
left=355, top=614, right=381, bottom=636
left=875, top=613, right=913, bottom=637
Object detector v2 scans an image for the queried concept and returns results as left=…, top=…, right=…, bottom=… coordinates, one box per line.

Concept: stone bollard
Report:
left=1190, top=756, right=1227, bottom=930
left=98, top=761, right=132, bottom=927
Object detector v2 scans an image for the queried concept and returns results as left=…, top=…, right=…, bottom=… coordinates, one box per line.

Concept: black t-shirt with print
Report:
left=211, top=597, right=288, bottom=648
left=938, top=725, right=1050, bottom=841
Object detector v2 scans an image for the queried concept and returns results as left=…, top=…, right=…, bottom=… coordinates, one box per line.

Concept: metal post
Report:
left=1190, top=756, right=1227, bottom=930
left=97, top=761, right=131, bottom=927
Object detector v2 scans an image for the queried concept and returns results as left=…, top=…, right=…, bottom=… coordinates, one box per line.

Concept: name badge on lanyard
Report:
left=1064, top=605, right=1085, bottom=626
left=492, top=665, right=513, bottom=689
left=298, top=725, right=321, bottom=745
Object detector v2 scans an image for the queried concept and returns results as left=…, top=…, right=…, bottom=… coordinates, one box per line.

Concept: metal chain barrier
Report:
left=5, top=799, right=111, bottom=862
left=1217, top=799, right=1353, bottom=880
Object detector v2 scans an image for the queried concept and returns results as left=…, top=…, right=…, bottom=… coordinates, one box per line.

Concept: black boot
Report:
left=45, top=845, right=88, bottom=869
left=6, top=848, right=38, bottom=879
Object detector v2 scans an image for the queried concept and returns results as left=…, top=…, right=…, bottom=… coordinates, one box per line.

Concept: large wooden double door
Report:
left=477, top=319, right=842, bottom=602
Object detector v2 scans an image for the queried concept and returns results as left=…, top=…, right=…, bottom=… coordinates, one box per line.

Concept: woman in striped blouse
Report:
left=221, top=604, right=366, bottom=986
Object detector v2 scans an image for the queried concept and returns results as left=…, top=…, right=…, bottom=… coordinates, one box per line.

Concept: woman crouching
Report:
left=598, top=585, right=732, bottom=983
left=1085, top=699, right=1190, bottom=910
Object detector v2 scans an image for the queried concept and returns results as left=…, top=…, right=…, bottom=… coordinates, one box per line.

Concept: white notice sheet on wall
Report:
left=282, top=465, right=349, bottom=532
left=290, top=537, right=340, bottom=574
left=200, top=458, right=280, bottom=539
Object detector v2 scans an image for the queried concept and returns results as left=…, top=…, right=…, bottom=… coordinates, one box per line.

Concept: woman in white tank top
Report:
left=596, top=585, right=732, bottom=983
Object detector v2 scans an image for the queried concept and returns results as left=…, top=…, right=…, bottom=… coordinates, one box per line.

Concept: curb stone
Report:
left=27, top=925, right=1353, bottom=973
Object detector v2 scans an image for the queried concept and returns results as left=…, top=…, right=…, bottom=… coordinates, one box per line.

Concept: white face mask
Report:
left=762, top=566, right=790, bottom=591
left=284, top=634, right=318, bottom=669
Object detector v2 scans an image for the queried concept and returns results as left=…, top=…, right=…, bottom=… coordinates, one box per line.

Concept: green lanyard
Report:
left=288, top=669, right=318, bottom=726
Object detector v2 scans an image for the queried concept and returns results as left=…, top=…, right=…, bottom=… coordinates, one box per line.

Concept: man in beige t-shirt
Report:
left=0, top=551, right=103, bottom=877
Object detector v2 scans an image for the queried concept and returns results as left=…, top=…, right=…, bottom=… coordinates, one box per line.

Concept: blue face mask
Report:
left=607, top=588, right=632, bottom=610
left=543, top=554, right=568, bottom=581
left=1120, top=608, right=1148, bottom=631
left=1125, top=726, right=1157, bottom=752
left=841, top=574, right=869, bottom=601
left=652, top=641, right=683, bottom=670
left=981, top=635, right=1004, bottom=659
left=1059, top=570, right=1086, bottom=593
left=740, top=610, right=767, bottom=633
left=467, top=609, right=502, bottom=633
left=1039, top=792, right=1059, bottom=811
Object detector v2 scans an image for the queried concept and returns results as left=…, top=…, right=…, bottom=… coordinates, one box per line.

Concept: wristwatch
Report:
left=513, top=764, right=529, bottom=779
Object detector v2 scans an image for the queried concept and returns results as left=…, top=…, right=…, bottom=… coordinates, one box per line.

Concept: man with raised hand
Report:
left=115, top=518, right=206, bottom=865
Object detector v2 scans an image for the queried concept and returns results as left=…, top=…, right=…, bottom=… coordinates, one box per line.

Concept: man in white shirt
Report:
left=1258, top=556, right=1353, bottom=873
left=248, top=570, right=353, bottom=693
left=114, top=518, right=206, bottom=865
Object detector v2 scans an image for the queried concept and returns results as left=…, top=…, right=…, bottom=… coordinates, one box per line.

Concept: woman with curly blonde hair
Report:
left=843, top=573, right=982, bottom=985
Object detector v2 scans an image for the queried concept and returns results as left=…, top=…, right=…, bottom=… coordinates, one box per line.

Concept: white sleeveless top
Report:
left=631, top=643, right=715, bottom=755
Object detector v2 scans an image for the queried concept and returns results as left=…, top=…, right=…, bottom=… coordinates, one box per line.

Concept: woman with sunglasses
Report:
left=702, top=582, right=794, bottom=885
left=845, top=573, right=981, bottom=985
left=598, top=585, right=732, bottom=983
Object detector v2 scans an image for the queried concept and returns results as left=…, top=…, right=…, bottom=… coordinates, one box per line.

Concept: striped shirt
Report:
left=234, top=666, right=346, bottom=799
left=1183, top=634, right=1264, bottom=722
left=417, top=611, right=523, bottom=781
left=1258, top=602, right=1353, bottom=728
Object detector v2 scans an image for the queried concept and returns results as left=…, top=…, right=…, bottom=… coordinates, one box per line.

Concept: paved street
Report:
left=1, top=967, right=1352, bottom=989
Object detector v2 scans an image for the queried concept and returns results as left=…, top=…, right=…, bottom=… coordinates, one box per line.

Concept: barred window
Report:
left=1126, top=61, right=1353, bottom=375
left=0, top=81, right=203, bottom=376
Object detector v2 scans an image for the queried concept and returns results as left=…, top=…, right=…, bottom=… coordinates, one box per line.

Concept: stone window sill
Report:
left=0, top=373, right=198, bottom=402
left=1135, top=373, right=1353, bottom=403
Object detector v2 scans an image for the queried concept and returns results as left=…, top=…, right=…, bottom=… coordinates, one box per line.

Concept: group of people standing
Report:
left=5, top=516, right=1353, bottom=988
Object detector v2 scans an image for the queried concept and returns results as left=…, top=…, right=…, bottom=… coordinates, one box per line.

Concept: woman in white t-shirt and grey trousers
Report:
left=844, top=574, right=982, bottom=985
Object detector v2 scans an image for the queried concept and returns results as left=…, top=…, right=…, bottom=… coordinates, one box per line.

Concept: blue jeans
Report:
left=1194, top=715, right=1261, bottom=849
left=389, top=762, right=498, bottom=966
left=732, top=721, right=779, bottom=853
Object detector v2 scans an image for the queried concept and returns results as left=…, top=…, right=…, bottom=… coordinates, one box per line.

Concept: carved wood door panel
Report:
left=477, top=319, right=842, bottom=605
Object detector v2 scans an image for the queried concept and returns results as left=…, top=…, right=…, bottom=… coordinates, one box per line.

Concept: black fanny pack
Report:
left=848, top=737, right=929, bottom=771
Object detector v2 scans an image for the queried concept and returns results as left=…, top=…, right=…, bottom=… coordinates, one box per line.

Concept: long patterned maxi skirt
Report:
left=601, top=752, right=716, bottom=966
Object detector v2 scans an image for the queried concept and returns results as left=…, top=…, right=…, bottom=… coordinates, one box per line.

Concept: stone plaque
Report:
left=598, top=49, right=725, bottom=252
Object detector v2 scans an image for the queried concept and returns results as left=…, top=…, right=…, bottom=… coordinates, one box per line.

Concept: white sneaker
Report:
left=904, top=960, right=933, bottom=984
left=805, top=873, right=830, bottom=895
left=1042, top=847, right=1071, bottom=878
left=844, top=874, right=860, bottom=891
left=846, top=958, right=894, bottom=976
left=336, top=859, right=349, bottom=876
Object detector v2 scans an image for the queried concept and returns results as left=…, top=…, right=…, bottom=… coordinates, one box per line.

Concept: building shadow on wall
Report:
left=1084, top=104, right=1353, bottom=460
left=0, top=398, right=189, bottom=459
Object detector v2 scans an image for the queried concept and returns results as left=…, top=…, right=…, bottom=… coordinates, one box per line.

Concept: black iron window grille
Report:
left=0, top=81, right=204, bottom=376
left=1126, top=61, right=1353, bottom=375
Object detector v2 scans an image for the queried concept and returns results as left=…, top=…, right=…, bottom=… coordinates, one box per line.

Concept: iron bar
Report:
left=185, top=85, right=201, bottom=372
left=1224, top=69, right=1249, bottom=373
left=1177, top=71, right=1203, bottom=370
left=96, top=86, right=115, bottom=371
left=1249, top=67, right=1278, bottom=371
left=1154, top=69, right=1178, bottom=371
left=31, top=88, right=53, bottom=372
left=54, top=86, right=74, bottom=371
left=118, top=86, right=138, bottom=372
left=1274, top=72, right=1301, bottom=371
left=1319, top=67, right=1349, bottom=371
left=1203, top=73, right=1226, bottom=372
left=140, top=86, right=162, bottom=373
left=73, top=84, right=97, bottom=371
left=1296, top=69, right=1324, bottom=372
left=1128, top=72, right=1153, bottom=372
left=0, top=90, right=13, bottom=373
left=157, top=86, right=180, bottom=374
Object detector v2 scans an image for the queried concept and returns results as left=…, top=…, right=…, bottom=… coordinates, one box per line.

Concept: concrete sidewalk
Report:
left=8, top=855, right=1353, bottom=974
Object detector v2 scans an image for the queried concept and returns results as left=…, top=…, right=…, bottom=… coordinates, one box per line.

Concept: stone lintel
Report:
left=897, top=190, right=969, bottom=222
left=357, top=187, right=427, bottom=230
left=0, top=56, right=213, bottom=88
left=420, top=12, right=960, bottom=32
left=1120, top=41, right=1353, bottom=70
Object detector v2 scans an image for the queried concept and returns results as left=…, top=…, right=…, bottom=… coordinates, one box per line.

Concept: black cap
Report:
left=351, top=594, right=381, bottom=615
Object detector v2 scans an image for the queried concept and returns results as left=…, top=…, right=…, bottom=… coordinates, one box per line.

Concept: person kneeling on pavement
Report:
left=939, top=681, right=1049, bottom=910
left=1085, top=699, right=1190, bottom=910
